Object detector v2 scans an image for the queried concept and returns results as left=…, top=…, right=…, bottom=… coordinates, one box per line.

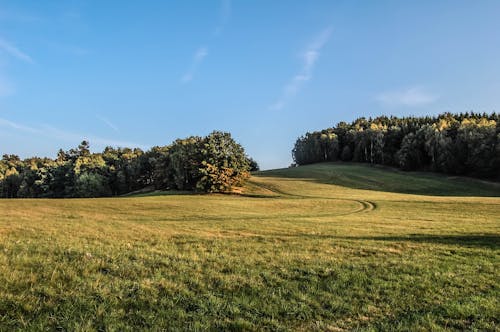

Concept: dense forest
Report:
left=0, top=131, right=258, bottom=198
left=293, top=112, right=500, bottom=180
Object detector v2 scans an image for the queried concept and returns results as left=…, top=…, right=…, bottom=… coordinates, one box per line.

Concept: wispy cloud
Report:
left=0, top=117, right=148, bottom=151
left=96, top=115, right=119, bottom=132
left=181, top=0, right=231, bottom=84
left=0, top=118, right=41, bottom=133
left=41, top=125, right=146, bottom=149
left=269, top=27, right=332, bottom=111
left=0, top=38, right=33, bottom=63
left=376, top=86, right=439, bottom=107
left=213, top=0, right=232, bottom=36
left=0, top=33, right=34, bottom=99
left=181, top=47, right=209, bottom=83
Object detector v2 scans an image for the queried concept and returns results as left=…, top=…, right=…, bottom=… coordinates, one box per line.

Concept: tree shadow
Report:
left=341, top=234, right=500, bottom=249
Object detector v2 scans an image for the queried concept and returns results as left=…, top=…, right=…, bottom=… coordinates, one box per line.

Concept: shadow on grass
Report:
left=122, top=190, right=194, bottom=197
left=340, top=234, right=500, bottom=249
left=254, top=162, right=500, bottom=197
left=216, top=233, right=500, bottom=250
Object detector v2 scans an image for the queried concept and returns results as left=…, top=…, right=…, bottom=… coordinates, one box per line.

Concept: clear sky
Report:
left=1, top=1, right=499, bottom=169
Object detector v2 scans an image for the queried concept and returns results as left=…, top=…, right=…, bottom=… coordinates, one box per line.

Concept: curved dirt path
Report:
left=246, top=180, right=377, bottom=216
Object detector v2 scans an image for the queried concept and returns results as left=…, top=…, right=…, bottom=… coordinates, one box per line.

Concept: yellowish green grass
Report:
left=0, top=163, right=499, bottom=331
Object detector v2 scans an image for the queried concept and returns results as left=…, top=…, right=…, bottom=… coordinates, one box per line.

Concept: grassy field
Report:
left=0, top=163, right=499, bottom=331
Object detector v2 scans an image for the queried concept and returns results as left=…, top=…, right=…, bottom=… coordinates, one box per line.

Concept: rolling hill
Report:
left=0, top=163, right=498, bottom=331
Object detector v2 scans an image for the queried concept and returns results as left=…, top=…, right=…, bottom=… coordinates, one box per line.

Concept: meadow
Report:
left=0, top=163, right=499, bottom=331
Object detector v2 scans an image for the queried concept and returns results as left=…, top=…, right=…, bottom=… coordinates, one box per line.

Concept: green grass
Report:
left=0, top=162, right=499, bottom=331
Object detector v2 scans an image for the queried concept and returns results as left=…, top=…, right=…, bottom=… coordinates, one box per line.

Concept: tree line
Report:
left=0, top=131, right=258, bottom=198
left=293, top=112, right=500, bottom=179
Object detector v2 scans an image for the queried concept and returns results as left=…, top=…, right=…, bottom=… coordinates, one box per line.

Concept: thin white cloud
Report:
left=376, top=86, right=439, bottom=107
left=0, top=118, right=41, bottom=133
left=213, top=0, right=232, bottom=36
left=0, top=117, right=148, bottom=150
left=41, top=125, right=146, bottom=149
left=181, top=47, right=208, bottom=83
left=0, top=37, right=33, bottom=98
left=181, top=0, right=231, bottom=84
left=96, top=115, right=119, bottom=132
left=0, top=38, right=33, bottom=63
left=269, top=27, right=332, bottom=111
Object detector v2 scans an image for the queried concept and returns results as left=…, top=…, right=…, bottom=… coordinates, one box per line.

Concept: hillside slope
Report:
left=0, top=163, right=498, bottom=331
left=250, top=162, right=500, bottom=197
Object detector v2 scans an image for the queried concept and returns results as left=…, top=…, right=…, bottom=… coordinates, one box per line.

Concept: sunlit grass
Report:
left=0, top=163, right=499, bottom=331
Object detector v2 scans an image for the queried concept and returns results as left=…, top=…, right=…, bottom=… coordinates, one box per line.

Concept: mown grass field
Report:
left=1, top=163, right=499, bottom=331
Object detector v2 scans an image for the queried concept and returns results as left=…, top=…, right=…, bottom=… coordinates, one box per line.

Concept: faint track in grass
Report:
left=358, top=200, right=376, bottom=212
left=246, top=179, right=377, bottom=216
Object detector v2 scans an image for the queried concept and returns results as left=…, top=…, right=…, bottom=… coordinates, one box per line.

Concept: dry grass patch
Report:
left=0, top=163, right=498, bottom=331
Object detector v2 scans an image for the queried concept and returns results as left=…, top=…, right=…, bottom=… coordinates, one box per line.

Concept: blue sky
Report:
left=1, top=0, right=499, bottom=169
